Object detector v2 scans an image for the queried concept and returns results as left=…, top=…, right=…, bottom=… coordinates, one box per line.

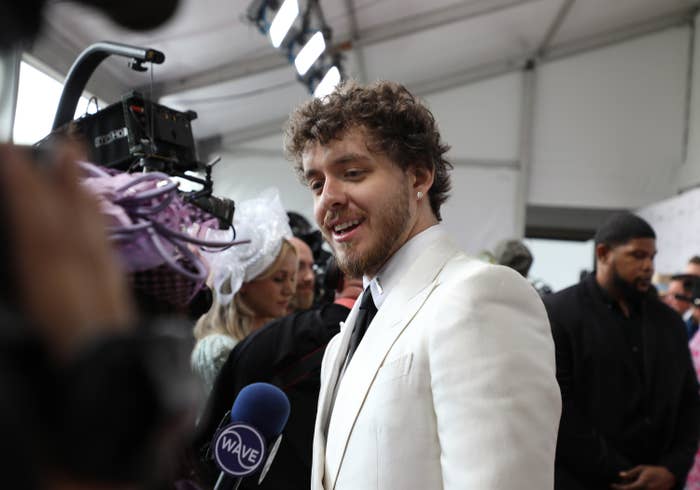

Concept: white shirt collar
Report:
left=362, top=223, right=445, bottom=309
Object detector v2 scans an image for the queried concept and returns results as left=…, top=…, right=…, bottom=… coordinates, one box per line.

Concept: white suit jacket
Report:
left=312, top=235, right=561, bottom=490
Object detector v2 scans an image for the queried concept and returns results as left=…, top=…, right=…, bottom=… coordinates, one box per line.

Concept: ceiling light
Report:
left=269, top=0, right=299, bottom=48
left=314, top=66, right=341, bottom=99
left=294, top=31, right=325, bottom=76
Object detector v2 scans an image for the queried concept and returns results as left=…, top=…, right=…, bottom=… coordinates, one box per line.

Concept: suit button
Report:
left=632, top=346, right=639, bottom=353
left=644, top=417, right=651, bottom=425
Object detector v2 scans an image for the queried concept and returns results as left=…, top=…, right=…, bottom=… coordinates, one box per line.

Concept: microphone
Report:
left=212, top=383, right=291, bottom=490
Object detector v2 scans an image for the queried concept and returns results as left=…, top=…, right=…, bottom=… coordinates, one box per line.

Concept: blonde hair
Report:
left=194, top=239, right=297, bottom=342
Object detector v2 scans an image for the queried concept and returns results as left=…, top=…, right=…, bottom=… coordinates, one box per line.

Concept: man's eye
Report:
left=309, top=180, right=323, bottom=192
left=345, top=169, right=363, bottom=179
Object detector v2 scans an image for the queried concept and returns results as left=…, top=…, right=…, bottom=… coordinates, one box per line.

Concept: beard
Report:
left=333, top=188, right=411, bottom=278
left=611, top=268, right=649, bottom=305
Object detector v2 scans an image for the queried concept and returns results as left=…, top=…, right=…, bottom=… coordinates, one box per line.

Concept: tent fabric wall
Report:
left=424, top=74, right=523, bottom=254
left=211, top=138, right=310, bottom=221
left=423, top=74, right=522, bottom=162
left=529, top=26, right=689, bottom=209
left=440, top=165, right=519, bottom=255
left=210, top=26, right=693, bottom=255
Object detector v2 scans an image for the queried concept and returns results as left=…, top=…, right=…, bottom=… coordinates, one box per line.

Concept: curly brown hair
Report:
left=284, top=80, right=453, bottom=220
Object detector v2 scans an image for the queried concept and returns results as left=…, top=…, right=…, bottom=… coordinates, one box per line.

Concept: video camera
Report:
left=38, top=41, right=234, bottom=228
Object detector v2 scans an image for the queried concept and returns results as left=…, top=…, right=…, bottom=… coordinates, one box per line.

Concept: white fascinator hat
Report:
left=202, top=188, right=292, bottom=305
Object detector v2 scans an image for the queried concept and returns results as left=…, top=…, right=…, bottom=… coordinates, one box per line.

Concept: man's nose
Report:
left=304, top=269, right=314, bottom=283
left=318, top=177, right=347, bottom=211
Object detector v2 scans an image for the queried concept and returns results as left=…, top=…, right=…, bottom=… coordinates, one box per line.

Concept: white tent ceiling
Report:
left=31, top=0, right=700, bottom=144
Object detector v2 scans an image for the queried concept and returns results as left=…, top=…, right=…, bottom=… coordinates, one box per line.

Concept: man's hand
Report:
left=611, top=465, right=676, bottom=490
left=0, top=144, right=135, bottom=359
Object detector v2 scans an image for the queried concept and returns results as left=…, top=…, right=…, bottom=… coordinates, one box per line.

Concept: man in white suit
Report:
left=284, top=80, right=561, bottom=490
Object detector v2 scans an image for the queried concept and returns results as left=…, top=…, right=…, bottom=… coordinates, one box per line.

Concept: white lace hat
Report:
left=202, top=188, right=292, bottom=305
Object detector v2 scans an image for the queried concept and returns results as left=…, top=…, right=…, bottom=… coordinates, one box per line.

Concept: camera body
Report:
left=55, top=91, right=200, bottom=173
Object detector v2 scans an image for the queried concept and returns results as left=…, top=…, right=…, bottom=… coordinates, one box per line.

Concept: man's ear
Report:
left=410, top=164, right=435, bottom=196
left=595, top=243, right=611, bottom=264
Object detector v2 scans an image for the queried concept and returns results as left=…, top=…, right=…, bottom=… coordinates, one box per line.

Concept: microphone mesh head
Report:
left=231, top=383, right=290, bottom=440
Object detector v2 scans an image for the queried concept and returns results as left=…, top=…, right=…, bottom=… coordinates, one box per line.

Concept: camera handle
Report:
left=52, top=41, right=165, bottom=130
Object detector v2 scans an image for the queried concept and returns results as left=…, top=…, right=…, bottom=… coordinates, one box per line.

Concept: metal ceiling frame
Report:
left=544, top=5, right=696, bottom=60
left=149, top=0, right=540, bottom=96
left=412, top=5, right=696, bottom=96
left=514, top=62, right=537, bottom=237
left=215, top=4, right=697, bottom=148
left=682, top=12, right=696, bottom=165
left=513, top=0, right=574, bottom=236
left=343, top=0, right=367, bottom=83
left=533, top=0, right=575, bottom=58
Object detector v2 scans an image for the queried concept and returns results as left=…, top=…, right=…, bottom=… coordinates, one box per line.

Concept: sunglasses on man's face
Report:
left=674, top=293, right=700, bottom=306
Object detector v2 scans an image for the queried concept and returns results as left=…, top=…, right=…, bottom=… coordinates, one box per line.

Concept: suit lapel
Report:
left=311, top=304, right=360, bottom=489
left=324, top=237, right=461, bottom=489
left=317, top=305, right=360, bottom=427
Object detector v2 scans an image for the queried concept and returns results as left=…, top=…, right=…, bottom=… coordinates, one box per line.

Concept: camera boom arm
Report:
left=52, top=41, right=165, bottom=130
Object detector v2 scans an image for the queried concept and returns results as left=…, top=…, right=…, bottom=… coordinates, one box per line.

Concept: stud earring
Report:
left=417, top=191, right=424, bottom=200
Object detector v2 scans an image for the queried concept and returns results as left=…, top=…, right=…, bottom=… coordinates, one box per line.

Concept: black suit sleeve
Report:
left=658, top=334, right=700, bottom=484
left=550, top=315, right=633, bottom=484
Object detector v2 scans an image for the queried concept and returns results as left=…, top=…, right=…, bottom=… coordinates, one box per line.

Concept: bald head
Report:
left=289, top=237, right=315, bottom=310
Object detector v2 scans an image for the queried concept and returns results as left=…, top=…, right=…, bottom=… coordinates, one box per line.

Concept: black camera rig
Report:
left=41, top=41, right=234, bottom=228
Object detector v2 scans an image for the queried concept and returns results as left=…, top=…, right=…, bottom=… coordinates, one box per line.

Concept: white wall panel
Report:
left=424, top=73, right=522, bottom=161
left=425, top=74, right=523, bottom=252
left=212, top=147, right=314, bottom=224
left=529, top=27, right=688, bottom=209
left=440, top=166, right=519, bottom=255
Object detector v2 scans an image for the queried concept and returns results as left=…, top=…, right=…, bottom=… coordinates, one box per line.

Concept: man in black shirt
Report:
left=544, top=212, right=700, bottom=490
